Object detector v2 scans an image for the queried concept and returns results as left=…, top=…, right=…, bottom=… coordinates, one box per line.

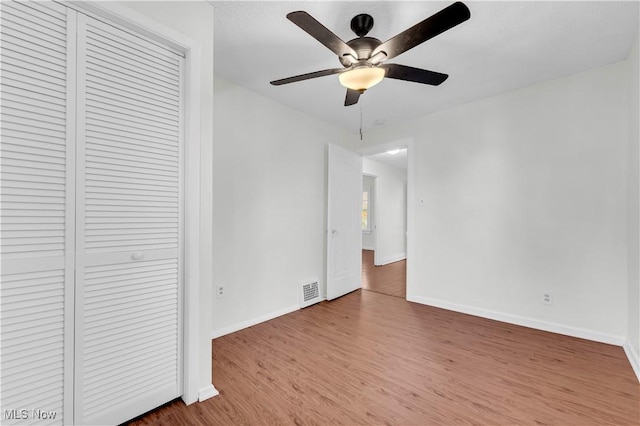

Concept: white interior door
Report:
left=326, top=144, right=362, bottom=300
left=73, top=14, right=184, bottom=425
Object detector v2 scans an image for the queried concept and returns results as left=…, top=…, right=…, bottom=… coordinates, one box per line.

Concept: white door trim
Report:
left=357, top=138, right=415, bottom=300
left=60, top=0, right=210, bottom=405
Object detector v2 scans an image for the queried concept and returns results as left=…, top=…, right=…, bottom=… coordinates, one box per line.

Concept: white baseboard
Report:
left=408, top=295, right=626, bottom=346
left=375, top=252, right=406, bottom=266
left=211, top=304, right=300, bottom=339
left=623, top=341, right=640, bottom=383
left=198, top=384, right=219, bottom=402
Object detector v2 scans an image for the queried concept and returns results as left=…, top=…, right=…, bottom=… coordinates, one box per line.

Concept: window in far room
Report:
left=362, top=176, right=373, bottom=232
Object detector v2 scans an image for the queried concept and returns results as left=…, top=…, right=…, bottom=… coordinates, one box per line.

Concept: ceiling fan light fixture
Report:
left=339, top=67, right=385, bottom=92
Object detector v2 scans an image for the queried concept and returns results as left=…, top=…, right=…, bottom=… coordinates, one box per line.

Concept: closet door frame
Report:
left=62, top=1, right=207, bottom=405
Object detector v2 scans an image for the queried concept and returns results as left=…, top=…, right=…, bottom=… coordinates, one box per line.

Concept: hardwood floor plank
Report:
left=128, top=290, right=639, bottom=426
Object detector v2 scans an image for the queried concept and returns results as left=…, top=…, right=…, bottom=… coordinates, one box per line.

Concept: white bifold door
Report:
left=73, top=12, right=184, bottom=425
left=1, top=2, right=184, bottom=425
left=1, top=2, right=75, bottom=424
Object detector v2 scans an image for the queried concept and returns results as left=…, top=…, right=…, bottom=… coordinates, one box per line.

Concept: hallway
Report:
left=361, top=249, right=406, bottom=298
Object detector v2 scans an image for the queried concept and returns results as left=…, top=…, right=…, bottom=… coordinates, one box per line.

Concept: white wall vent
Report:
left=300, top=278, right=322, bottom=308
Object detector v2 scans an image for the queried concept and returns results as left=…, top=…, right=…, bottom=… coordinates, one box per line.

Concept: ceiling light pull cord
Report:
left=359, top=98, right=363, bottom=141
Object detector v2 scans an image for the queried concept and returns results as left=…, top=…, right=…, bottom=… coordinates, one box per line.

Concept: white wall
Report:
left=363, top=158, right=407, bottom=265
left=211, top=76, right=357, bottom=337
left=365, top=61, right=629, bottom=343
left=116, top=0, right=215, bottom=400
left=627, top=31, right=640, bottom=378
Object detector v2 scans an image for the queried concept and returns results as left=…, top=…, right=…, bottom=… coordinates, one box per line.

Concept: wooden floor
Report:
left=361, top=249, right=406, bottom=298
left=128, top=290, right=639, bottom=426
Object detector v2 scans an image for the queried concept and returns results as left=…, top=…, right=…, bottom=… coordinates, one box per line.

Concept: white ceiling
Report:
left=212, top=1, right=639, bottom=134
left=366, top=149, right=408, bottom=171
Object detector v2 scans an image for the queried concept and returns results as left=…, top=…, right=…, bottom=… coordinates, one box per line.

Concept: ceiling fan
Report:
left=270, top=2, right=471, bottom=106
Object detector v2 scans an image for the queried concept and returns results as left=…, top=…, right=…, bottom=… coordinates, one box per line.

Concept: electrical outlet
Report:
left=542, top=291, right=553, bottom=305
left=216, top=285, right=225, bottom=299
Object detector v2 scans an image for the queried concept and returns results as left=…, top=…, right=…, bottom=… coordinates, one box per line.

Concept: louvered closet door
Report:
left=0, top=1, right=74, bottom=424
left=74, top=14, right=184, bottom=426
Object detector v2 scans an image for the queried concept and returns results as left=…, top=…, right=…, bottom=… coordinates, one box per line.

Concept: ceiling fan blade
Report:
left=381, top=64, right=448, bottom=85
left=370, top=2, right=470, bottom=64
left=270, top=68, right=345, bottom=86
left=344, top=89, right=360, bottom=106
left=287, top=11, right=358, bottom=62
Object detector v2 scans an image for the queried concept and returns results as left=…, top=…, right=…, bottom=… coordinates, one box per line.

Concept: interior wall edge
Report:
left=623, top=341, right=640, bottom=383
left=626, top=27, right=640, bottom=385
left=408, top=295, right=627, bottom=347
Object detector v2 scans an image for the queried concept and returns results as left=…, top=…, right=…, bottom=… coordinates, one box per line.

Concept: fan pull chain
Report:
left=359, top=99, right=363, bottom=141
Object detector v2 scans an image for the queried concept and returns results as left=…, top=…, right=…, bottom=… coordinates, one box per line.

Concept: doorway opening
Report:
left=359, top=145, right=409, bottom=299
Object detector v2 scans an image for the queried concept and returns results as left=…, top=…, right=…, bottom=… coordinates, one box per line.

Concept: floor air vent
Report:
left=300, top=279, right=322, bottom=308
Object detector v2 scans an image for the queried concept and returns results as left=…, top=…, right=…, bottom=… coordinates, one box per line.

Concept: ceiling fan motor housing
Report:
left=339, top=37, right=382, bottom=66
